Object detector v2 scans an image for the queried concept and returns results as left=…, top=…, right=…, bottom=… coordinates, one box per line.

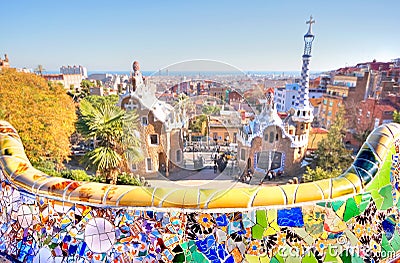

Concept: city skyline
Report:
left=1, top=0, right=400, bottom=72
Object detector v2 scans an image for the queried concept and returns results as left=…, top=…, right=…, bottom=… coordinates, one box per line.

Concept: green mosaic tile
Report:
left=353, top=194, right=362, bottom=205
left=301, top=251, right=318, bottom=263
left=366, top=145, right=394, bottom=192
left=379, top=184, right=394, bottom=210
left=323, top=245, right=340, bottom=262
left=173, top=253, right=185, bottom=262
left=339, top=250, right=351, bottom=263
left=191, top=251, right=207, bottom=262
left=343, top=198, right=360, bottom=222
left=331, top=200, right=345, bottom=212
left=256, top=210, right=268, bottom=228
left=316, top=202, right=331, bottom=208
left=381, top=233, right=395, bottom=259
left=270, top=255, right=284, bottom=263
left=350, top=254, right=364, bottom=263
left=358, top=194, right=372, bottom=213
left=252, top=224, right=265, bottom=240
left=390, top=231, right=400, bottom=251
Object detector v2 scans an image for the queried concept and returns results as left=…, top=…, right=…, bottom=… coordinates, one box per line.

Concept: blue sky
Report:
left=1, top=0, right=400, bottom=72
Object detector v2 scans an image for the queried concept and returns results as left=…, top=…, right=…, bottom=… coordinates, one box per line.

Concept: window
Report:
left=176, top=150, right=181, bottom=162
left=149, top=134, right=159, bottom=145
left=240, top=149, right=246, bottom=161
left=367, top=111, right=370, bottom=118
left=131, top=163, right=137, bottom=171
left=141, top=116, right=148, bottom=126
left=146, top=158, right=153, bottom=171
left=269, top=132, right=274, bottom=143
left=329, top=101, right=333, bottom=107
left=264, top=133, right=269, bottom=141
left=323, top=99, right=327, bottom=105
left=359, top=109, right=362, bottom=115
left=233, top=133, right=237, bottom=143
left=292, top=95, right=296, bottom=99
left=275, top=133, right=279, bottom=141
left=328, top=111, right=332, bottom=116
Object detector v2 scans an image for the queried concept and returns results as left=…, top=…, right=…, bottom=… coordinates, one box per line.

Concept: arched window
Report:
left=269, top=131, right=274, bottom=143
left=264, top=133, right=268, bottom=141
left=275, top=133, right=279, bottom=141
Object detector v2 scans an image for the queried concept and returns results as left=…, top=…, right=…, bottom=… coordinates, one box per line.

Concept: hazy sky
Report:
left=2, top=0, right=399, bottom=72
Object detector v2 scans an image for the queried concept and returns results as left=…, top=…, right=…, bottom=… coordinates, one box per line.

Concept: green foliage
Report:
left=0, top=69, right=76, bottom=165
left=202, top=105, right=220, bottom=115
left=76, top=97, right=142, bottom=184
left=314, top=108, right=353, bottom=173
left=303, top=166, right=342, bottom=182
left=393, top=110, right=400, bottom=124
left=116, top=172, right=144, bottom=186
left=189, top=114, right=208, bottom=133
left=83, top=95, right=119, bottom=107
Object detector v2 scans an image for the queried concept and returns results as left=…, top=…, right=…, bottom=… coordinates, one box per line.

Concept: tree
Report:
left=0, top=69, right=76, bottom=165
left=174, top=94, right=194, bottom=122
left=202, top=105, right=220, bottom=115
left=306, top=108, right=353, bottom=181
left=34, top=65, right=45, bottom=76
left=76, top=98, right=142, bottom=184
left=79, top=80, right=94, bottom=98
left=393, top=110, right=400, bottom=124
left=189, top=114, right=208, bottom=134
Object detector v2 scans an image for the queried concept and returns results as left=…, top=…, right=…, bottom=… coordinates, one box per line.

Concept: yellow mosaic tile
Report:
left=161, top=189, right=199, bottom=208
left=252, top=186, right=286, bottom=206
left=35, top=176, right=72, bottom=197
left=294, top=182, right=325, bottom=203
left=117, top=187, right=154, bottom=207
left=279, top=184, right=299, bottom=204
left=198, top=189, right=228, bottom=209
left=68, top=182, right=111, bottom=204
left=343, top=172, right=363, bottom=192
left=207, top=188, right=258, bottom=209
left=331, top=177, right=356, bottom=199
left=103, top=185, right=135, bottom=205
left=313, top=179, right=332, bottom=199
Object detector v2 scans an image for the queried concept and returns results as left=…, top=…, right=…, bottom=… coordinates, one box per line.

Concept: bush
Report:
left=117, top=172, right=144, bottom=186
left=33, top=160, right=147, bottom=186
left=303, top=166, right=342, bottom=182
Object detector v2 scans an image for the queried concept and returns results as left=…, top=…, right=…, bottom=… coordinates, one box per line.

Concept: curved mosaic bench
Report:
left=1, top=120, right=400, bottom=262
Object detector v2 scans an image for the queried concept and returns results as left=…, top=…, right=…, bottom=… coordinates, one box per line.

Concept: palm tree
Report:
left=35, top=65, right=45, bottom=76
left=77, top=99, right=142, bottom=184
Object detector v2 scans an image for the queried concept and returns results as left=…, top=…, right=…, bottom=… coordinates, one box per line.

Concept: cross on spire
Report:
left=306, top=15, right=315, bottom=33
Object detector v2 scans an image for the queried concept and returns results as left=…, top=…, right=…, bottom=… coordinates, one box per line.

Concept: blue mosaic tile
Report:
left=277, top=207, right=304, bottom=227
left=383, top=215, right=396, bottom=240
left=216, top=214, right=228, bottom=227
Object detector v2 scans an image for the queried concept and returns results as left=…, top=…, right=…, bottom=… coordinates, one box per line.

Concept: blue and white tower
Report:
left=293, top=16, right=315, bottom=123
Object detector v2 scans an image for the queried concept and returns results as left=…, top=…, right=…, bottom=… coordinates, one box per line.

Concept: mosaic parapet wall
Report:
left=1, top=120, right=400, bottom=262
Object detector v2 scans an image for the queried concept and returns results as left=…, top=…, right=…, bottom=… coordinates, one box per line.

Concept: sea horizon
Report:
left=43, top=70, right=325, bottom=78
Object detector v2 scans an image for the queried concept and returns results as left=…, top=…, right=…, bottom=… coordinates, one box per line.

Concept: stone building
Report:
left=118, top=61, right=186, bottom=177
left=237, top=17, right=316, bottom=177
left=0, top=54, right=10, bottom=70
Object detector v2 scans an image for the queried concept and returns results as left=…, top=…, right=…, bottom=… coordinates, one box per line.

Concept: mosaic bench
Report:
left=1, top=120, right=400, bottom=262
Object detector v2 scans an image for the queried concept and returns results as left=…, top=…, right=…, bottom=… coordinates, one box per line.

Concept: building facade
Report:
left=236, top=16, right=316, bottom=178
left=118, top=61, right=185, bottom=177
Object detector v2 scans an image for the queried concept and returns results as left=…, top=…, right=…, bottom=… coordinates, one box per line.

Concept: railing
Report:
left=0, top=120, right=400, bottom=262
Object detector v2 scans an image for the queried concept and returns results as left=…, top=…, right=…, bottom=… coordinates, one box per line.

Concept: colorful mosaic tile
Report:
left=1, top=122, right=400, bottom=262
